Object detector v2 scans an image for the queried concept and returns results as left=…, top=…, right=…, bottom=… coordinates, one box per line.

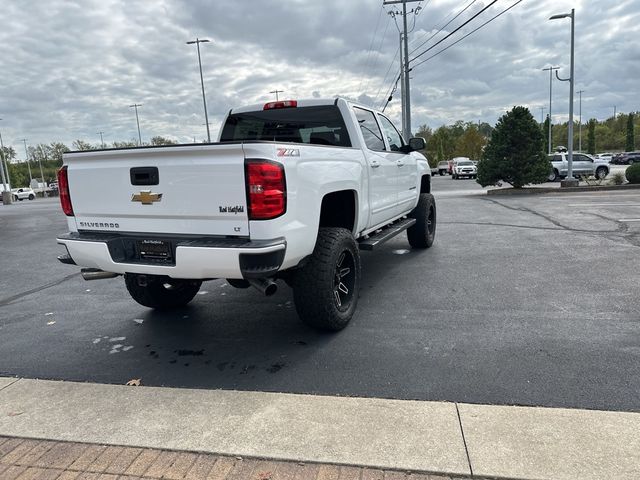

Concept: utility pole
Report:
left=542, top=66, right=559, bottom=154
left=539, top=106, right=546, bottom=124
left=384, top=0, right=421, bottom=142
left=97, top=131, right=105, bottom=148
left=269, top=89, right=284, bottom=101
left=129, top=104, right=143, bottom=146
left=577, top=90, right=584, bottom=152
left=21, top=139, right=33, bottom=186
left=186, top=38, right=212, bottom=142
left=613, top=105, right=617, bottom=119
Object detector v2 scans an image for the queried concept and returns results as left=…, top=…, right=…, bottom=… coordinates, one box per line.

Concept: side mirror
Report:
left=409, top=137, right=426, bottom=151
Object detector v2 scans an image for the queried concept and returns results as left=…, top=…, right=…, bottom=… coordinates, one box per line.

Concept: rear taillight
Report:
left=263, top=100, right=297, bottom=110
left=57, top=166, right=74, bottom=216
left=245, top=160, right=286, bottom=220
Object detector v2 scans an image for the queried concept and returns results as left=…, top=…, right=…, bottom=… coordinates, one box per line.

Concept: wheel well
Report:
left=420, top=175, right=431, bottom=193
left=319, top=190, right=356, bottom=233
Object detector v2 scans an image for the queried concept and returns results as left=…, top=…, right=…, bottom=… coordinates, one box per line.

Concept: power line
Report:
left=408, top=0, right=477, bottom=55
left=409, top=0, right=497, bottom=64
left=357, top=5, right=385, bottom=96
left=410, top=0, right=524, bottom=70
left=372, top=46, right=400, bottom=107
left=363, top=11, right=393, bottom=97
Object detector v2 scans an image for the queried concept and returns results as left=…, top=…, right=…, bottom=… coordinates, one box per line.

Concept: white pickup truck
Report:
left=56, top=98, right=435, bottom=331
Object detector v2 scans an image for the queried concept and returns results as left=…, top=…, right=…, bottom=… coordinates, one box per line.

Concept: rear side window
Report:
left=353, top=107, right=385, bottom=151
left=220, top=105, right=351, bottom=147
left=378, top=114, right=404, bottom=152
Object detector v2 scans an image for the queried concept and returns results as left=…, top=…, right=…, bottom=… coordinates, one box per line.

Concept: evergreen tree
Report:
left=626, top=113, right=635, bottom=152
left=477, top=106, right=549, bottom=188
left=587, top=119, right=596, bottom=154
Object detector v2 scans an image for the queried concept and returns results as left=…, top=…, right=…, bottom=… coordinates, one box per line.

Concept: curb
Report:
left=487, top=183, right=640, bottom=196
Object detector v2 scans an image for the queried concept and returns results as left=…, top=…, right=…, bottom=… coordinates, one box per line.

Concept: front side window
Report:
left=353, top=107, right=385, bottom=151
left=378, top=115, right=404, bottom=152
left=220, top=105, right=351, bottom=147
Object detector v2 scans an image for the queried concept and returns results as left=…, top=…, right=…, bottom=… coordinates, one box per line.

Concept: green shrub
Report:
left=609, top=171, right=626, bottom=185
left=626, top=163, right=640, bottom=184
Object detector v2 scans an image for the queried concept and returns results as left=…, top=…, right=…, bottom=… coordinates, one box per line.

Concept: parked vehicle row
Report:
left=611, top=152, right=640, bottom=165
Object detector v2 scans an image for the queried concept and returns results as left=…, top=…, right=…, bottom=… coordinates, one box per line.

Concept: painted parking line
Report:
left=568, top=203, right=640, bottom=207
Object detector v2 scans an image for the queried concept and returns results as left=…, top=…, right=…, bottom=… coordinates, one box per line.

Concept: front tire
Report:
left=407, top=193, right=436, bottom=249
left=293, top=228, right=360, bottom=331
left=548, top=169, right=559, bottom=182
left=124, top=274, right=202, bottom=310
left=595, top=167, right=608, bottom=179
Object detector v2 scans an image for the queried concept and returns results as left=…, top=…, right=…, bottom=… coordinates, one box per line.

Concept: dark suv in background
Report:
left=611, top=152, right=640, bottom=164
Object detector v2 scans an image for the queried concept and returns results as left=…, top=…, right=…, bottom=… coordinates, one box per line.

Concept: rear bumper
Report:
left=57, top=232, right=286, bottom=279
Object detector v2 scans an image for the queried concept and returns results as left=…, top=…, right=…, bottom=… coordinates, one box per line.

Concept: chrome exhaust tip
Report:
left=81, top=268, right=120, bottom=281
left=247, top=278, right=278, bottom=296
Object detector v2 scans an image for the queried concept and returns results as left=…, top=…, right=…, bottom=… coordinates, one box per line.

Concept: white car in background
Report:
left=12, top=187, right=36, bottom=201
left=451, top=158, right=477, bottom=179
left=596, top=153, right=614, bottom=163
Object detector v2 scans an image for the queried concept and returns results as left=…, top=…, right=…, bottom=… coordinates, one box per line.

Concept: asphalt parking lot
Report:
left=1, top=177, right=639, bottom=412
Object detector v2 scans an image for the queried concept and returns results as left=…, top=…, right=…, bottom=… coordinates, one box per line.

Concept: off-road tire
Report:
left=292, top=227, right=360, bottom=331
left=407, top=193, right=436, bottom=249
left=124, top=274, right=202, bottom=310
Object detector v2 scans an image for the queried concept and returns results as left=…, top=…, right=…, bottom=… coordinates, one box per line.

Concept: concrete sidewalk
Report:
left=0, top=377, right=639, bottom=480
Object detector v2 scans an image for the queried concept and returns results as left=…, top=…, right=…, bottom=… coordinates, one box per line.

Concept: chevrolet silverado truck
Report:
left=56, top=98, right=436, bottom=331
left=547, top=152, right=609, bottom=182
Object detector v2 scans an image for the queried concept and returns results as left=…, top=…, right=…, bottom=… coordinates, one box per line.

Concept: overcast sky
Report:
left=0, top=0, right=638, bottom=154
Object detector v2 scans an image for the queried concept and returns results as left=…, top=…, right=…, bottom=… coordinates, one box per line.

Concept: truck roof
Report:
left=230, top=97, right=385, bottom=115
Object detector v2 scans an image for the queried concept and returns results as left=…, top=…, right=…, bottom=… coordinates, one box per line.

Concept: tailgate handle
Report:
left=130, top=167, right=159, bottom=186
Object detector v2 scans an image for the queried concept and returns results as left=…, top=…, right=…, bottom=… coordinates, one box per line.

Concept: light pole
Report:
left=0, top=119, right=10, bottom=204
left=542, top=66, right=559, bottom=154
left=21, top=139, right=33, bottom=186
left=577, top=90, right=584, bottom=152
left=550, top=8, right=577, bottom=187
left=186, top=38, right=211, bottom=143
left=97, top=131, right=105, bottom=148
left=129, top=104, right=143, bottom=146
left=269, top=89, right=284, bottom=101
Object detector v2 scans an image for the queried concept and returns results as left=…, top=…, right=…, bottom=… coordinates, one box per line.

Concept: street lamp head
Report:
left=549, top=12, right=571, bottom=20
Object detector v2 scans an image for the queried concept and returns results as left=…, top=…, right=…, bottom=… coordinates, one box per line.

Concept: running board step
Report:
left=358, top=218, right=416, bottom=251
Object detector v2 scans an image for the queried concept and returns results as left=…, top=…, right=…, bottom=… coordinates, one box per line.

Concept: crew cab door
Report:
left=353, top=107, right=398, bottom=228
left=377, top=114, right=418, bottom=216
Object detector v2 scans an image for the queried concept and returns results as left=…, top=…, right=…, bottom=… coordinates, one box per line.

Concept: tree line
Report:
left=0, top=136, right=176, bottom=188
left=415, top=111, right=638, bottom=167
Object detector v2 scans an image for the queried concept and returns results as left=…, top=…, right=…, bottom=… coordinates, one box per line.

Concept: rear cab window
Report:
left=353, top=107, right=385, bottom=152
left=377, top=114, right=405, bottom=152
left=220, top=105, right=351, bottom=147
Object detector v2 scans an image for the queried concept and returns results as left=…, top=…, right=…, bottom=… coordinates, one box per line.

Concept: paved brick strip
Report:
left=0, top=436, right=457, bottom=480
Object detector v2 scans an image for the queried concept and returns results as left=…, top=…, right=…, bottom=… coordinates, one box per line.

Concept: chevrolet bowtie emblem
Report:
left=131, top=190, right=163, bottom=205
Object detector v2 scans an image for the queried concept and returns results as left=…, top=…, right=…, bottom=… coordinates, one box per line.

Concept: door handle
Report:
left=370, top=160, right=380, bottom=168
left=396, top=160, right=405, bottom=167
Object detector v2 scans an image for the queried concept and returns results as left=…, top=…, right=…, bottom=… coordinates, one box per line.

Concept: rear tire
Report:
left=293, top=228, right=360, bottom=331
left=28, top=194, right=35, bottom=200
left=124, top=274, right=202, bottom=310
left=407, top=193, right=436, bottom=249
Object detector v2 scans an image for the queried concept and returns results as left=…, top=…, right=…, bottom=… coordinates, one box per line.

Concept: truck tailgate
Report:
left=65, top=144, right=250, bottom=236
